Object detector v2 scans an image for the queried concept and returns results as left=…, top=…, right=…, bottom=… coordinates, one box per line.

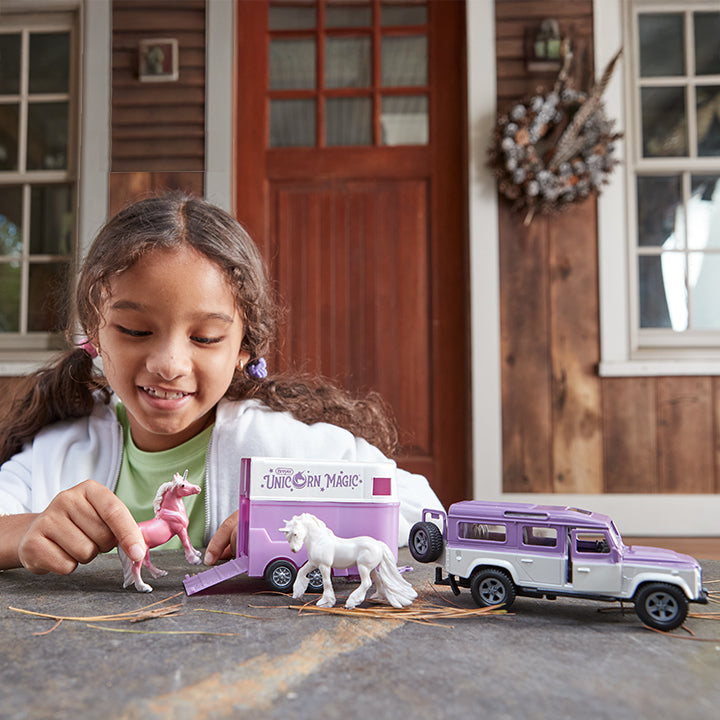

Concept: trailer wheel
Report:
left=307, top=568, right=325, bottom=593
left=634, top=583, right=688, bottom=631
left=264, top=560, right=297, bottom=592
left=408, top=521, right=444, bottom=563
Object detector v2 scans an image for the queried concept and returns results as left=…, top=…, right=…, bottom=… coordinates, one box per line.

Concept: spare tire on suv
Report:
left=408, top=521, right=444, bottom=563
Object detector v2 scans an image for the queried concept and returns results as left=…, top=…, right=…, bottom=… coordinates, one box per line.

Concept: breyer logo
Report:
left=261, top=469, right=363, bottom=492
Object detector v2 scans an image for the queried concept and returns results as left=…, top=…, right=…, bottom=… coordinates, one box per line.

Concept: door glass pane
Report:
left=0, top=34, right=21, bottom=94
left=270, top=98, right=316, bottom=147
left=326, top=97, right=371, bottom=145
left=639, top=254, right=683, bottom=330
left=326, top=2, right=371, bottom=28
left=381, top=95, right=427, bottom=145
left=269, top=2, right=316, bottom=31
left=0, top=185, right=22, bottom=256
left=381, top=2, right=427, bottom=26
left=637, top=176, right=683, bottom=248
left=28, top=261, right=70, bottom=332
left=29, top=33, right=70, bottom=94
left=381, top=35, right=427, bottom=87
left=30, top=184, right=73, bottom=255
left=638, top=13, right=684, bottom=77
left=27, top=102, right=68, bottom=170
left=325, top=37, right=371, bottom=88
left=269, top=39, right=316, bottom=90
left=689, top=253, right=720, bottom=329
left=0, top=103, right=19, bottom=170
left=697, top=86, right=720, bottom=157
left=641, top=87, right=686, bottom=157
left=694, top=12, right=720, bottom=76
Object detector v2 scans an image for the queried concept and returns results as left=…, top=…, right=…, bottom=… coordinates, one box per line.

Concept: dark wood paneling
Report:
left=111, top=0, right=206, bottom=172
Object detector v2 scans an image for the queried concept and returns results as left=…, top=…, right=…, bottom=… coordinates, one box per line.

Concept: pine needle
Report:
left=195, top=608, right=268, bottom=620
left=86, top=624, right=242, bottom=637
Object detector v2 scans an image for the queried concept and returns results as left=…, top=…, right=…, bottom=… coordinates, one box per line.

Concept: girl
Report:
left=0, top=193, right=442, bottom=575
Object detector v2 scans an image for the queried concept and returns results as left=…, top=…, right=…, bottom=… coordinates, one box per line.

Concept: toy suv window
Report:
left=458, top=522, right=506, bottom=542
left=522, top=526, right=557, bottom=547
left=575, top=531, right=611, bottom=554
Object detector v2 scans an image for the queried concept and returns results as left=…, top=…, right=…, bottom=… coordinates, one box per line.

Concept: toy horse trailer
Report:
left=183, top=457, right=399, bottom=595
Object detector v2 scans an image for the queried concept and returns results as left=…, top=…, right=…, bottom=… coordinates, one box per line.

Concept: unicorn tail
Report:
left=375, top=543, right=418, bottom=608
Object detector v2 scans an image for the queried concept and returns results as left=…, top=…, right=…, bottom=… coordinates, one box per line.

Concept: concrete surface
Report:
left=1, top=549, right=718, bottom=720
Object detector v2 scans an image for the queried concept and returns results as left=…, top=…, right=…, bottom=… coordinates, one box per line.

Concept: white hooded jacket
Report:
left=0, top=397, right=443, bottom=546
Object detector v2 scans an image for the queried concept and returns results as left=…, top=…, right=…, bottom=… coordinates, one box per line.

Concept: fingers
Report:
left=204, top=511, right=238, bottom=565
left=18, top=480, right=145, bottom=575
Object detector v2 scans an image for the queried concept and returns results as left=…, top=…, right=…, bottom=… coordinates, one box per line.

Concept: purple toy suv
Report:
left=409, top=501, right=708, bottom=630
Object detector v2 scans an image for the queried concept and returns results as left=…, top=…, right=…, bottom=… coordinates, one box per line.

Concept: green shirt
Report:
left=114, top=404, right=211, bottom=549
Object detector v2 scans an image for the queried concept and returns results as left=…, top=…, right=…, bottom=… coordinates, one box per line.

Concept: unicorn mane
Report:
left=152, top=472, right=185, bottom=515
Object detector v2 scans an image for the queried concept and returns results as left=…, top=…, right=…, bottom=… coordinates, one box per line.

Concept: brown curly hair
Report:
left=0, top=193, right=398, bottom=464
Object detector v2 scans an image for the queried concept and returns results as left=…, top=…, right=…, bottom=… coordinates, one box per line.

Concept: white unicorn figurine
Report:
left=279, top=513, right=417, bottom=609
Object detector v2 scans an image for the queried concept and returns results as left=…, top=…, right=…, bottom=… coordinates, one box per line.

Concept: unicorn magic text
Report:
left=261, top=468, right=362, bottom=493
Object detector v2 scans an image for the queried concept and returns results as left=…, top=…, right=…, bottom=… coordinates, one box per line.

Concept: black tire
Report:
left=307, top=568, right=324, bottom=593
left=264, top=560, right=297, bottom=592
left=470, top=568, right=516, bottom=609
left=634, top=583, right=688, bottom=631
left=408, top=521, right=444, bottom=563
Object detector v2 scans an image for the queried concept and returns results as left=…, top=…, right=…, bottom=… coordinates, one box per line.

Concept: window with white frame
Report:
left=597, top=0, right=720, bottom=375
left=0, top=12, right=77, bottom=351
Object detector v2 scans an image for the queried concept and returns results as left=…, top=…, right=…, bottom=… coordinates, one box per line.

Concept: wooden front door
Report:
left=235, top=0, right=468, bottom=507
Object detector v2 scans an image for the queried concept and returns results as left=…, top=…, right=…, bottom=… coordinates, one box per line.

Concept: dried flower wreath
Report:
left=488, top=47, right=623, bottom=225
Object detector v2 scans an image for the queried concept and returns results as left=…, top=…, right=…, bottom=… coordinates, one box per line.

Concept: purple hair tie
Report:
left=78, top=339, right=98, bottom=359
left=245, top=357, right=267, bottom=380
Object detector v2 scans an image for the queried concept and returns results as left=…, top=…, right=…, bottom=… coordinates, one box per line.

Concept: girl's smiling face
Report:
left=96, top=245, right=249, bottom=451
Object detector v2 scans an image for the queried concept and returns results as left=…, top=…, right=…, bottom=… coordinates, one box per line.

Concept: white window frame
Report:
left=597, top=0, right=720, bottom=377
left=0, top=0, right=110, bottom=375
left=468, top=0, right=720, bottom=535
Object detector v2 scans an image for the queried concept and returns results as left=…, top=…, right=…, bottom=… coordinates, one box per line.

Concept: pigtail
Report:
left=0, top=347, right=110, bottom=465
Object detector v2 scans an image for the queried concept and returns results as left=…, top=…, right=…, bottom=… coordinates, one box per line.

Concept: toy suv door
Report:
left=516, top=524, right=564, bottom=586
left=570, top=529, right=622, bottom=594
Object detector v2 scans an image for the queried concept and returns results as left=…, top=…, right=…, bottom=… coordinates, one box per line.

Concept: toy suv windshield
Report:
left=409, top=501, right=708, bottom=631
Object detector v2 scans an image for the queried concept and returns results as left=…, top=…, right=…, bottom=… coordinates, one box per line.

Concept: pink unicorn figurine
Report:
left=118, top=470, right=203, bottom=592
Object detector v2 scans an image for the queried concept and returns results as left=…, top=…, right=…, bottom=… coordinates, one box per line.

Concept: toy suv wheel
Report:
left=634, top=583, right=688, bottom=631
left=408, top=521, right=444, bottom=563
left=264, top=560, right=297, bottom=592
left=470, top=568, right=516, bottom=610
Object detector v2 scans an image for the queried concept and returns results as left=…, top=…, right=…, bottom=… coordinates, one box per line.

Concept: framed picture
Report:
left=138, top=38, right=179, bottom=82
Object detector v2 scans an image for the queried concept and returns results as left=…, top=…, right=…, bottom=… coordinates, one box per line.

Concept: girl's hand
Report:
left=16, top=479, right=146, bottom=575
left=204, top=511, right=238, bottom=565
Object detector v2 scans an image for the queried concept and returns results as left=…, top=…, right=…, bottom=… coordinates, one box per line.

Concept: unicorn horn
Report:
left=182, top=469, right=188, bottom=482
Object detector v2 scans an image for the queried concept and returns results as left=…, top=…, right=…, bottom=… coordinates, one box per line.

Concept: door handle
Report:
left=577, top=567, right=591, bottom=573
left=520, top=558, right=533, bottom=564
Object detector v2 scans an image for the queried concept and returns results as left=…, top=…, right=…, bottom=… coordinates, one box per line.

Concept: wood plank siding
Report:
left=496, top=0, right=720, bottom=495
left=111, top=0, right=206, bottom=173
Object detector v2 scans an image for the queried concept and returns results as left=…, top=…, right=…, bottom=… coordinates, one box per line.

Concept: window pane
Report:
left=381, top=95, right=428, bottom=145
left=29, top=33, right=70, bottom=94
left=326, top=2, right=372, bottom=28
left=689, top=175, right=720, bottom=249
left=381, top=35, right=427, bottom=87
left=689, top=253, right=720, bottom=329
left=269, top=3, right=316, bottom=30
left=28, top=261, right=70, bottom=332
left=694, top=12, right=720, bottom=76
left=269, top=39, right=316, bottom=90
left=697, top=86, right=720, bottom=157
left=0, top=103, right=19, bottom=170
left=325, top=37, right=371, bottom=88
left=326, top=97, right=371, bottom=145
left=270, top=99, right=315, bottom=146
left=0, top=262, right=21, bottom=331
left=637, top=176, right=683, bottom=248
left=0, top=34, right=21, bottom=94
left=381, top=2, right=427, bottom=26
left=641, top=87, right=686, bottom=157
left=27, top=102, right=69, bottom=170
left=30, top=184, right=73, bottom=255
left=639, top=255, right=682, bottom=330
left=0, top=186, right=22, bottom=256
left=638, top=13, right=684, bottom=78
